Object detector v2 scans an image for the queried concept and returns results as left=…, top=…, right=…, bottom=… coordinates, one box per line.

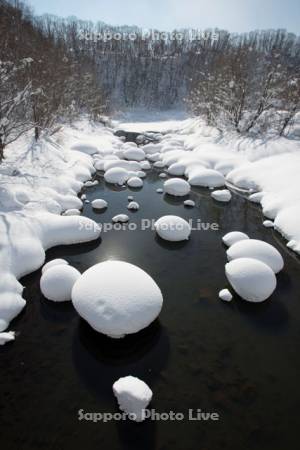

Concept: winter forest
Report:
left=1, top=0, right=300, bottom=449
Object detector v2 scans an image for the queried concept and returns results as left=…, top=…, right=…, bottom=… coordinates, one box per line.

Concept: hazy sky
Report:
left=29, top=0, right=300, bottom=33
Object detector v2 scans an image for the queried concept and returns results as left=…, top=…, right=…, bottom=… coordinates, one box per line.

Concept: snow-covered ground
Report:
left=1, top=111, right=300, bottom=340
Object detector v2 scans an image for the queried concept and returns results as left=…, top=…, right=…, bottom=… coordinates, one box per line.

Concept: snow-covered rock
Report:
left=112, top=214, right=129, bottom=223
left=222, top=231, right=250, bottom=247
left=91, top=199, right=108, bottom=210
left=167, top=163, right=186, bottom=176
left=211, top=189, right=232, bottom=202
left=124, top=148, right=146, bottom=162
left=63, top=208, right=81, bottom=216
left=154, top=215, right=191, bottom=241
left=263, top=220, right=274, bottom=228
left=127, top=177, right=143, bottom=188
left=140, top=161, right=151, bottom=170
left=218, top=289, right=233, bottom=302
left=42, top=259, right=69, bottom=274
left=71, top=261, right=163, bottom=338
left=188, top=168, right=225, bottom=188
left=249, top=192, right=264, bottom=203
left=104, top=167, right=129, bottom=185
left=225, top=258, right=277, bottom=302
left=127, top=201, right=139, bottom=211
left=40, top=265, right=81, bottom=302
left=127, top=195, right=134, bottom=201
left=156, top=188, right=163, bottom=193
left=85, top=180, right=98, bottom=187
left=164, top=178, right=190, bottom=197
left=184, top=199, right=195, bottom=207
left=0, top=331, right=16, bottom=345
left=113, top=376, right=153, bottom=422
left=227, top=239, right=284, bottom=273
left=153, top=161, right=165, bottom=168
left=159, top=173, right=167, bottom=178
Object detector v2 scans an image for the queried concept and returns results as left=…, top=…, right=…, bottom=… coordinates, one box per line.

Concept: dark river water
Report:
left=1, top=165, right=300, bottom=450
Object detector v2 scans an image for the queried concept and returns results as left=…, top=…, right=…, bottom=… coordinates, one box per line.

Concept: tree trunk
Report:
left=0, top=137, right=4, bottom=162
left=34, top=126, right=39, bottom=141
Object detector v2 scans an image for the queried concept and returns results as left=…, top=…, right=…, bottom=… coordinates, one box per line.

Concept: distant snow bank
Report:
left=0, top=119, right=120, bottom=334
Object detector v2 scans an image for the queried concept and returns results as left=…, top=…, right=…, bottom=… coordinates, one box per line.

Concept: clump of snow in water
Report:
left=40, top=265, right=81, bottom=302
left=184, top=199, right=195, bottom=207
left=112, top=214, right=129, bottom=223
left=227, top=239, right=284, bottom=273
left=218, top=289, right=233, bottom=302
left=113, top=376, right=153, bottom=422
left=153, top=161, right=165, bottom=168
left=63, top=208, right=81, bottom=216
left=71, top=261, right=163, bottom=338
left=156, top=188, right=163, bottom=194
left=42, top=258, right=69, bottom=274
left=249, top=192, right=264, bottom=203
left=147, top=152, right=161, bottom=162
left=222, top=231, right=250, bottom=247
left=127, top=201, right=139, bottom=211
left=211, top=189, right=232, bottom=202
left=168, top=163, right=186, bottom=176
left=163, top=178, right=190, bottom=197
left=85, top=199, right=90, bottom=204
left=225, top=258, right=277, bottom=302
left=103, top=160, right=141, bottom=172
left=81, top=194, right=86, bottom=200
left=188, top=168, right=225, bottom=188
left=263, top=220, right=274, bottom=228
left=128, top=195, right=134, bottom=201
left=91, top=199, right=108, bottom=210
left=154, top=215, right=191, bottom=241
left=85, top=180, right=98, bottom=187
left=140, top=161, right=151, bottom=170
left=159, top=173, right=167, bottom=178
left=104, top=167, right=129, bottom=185
left=124, top=148, right=146, bottom=162
left=137, top=170, right=146, bottom=178
left=127, top=177, right=143, bottom=188
left=0, top=331, right=16, bottom=345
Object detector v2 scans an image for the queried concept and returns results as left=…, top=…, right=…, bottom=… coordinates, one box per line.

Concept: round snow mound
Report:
left=91, top=199, right=108, bottom=210
left=104, top=167, right=129, bottom=185
left=112, top=214, right=129, bottom=223
left=127, top=201, right=139, bottom=211
left=127, top=177, right=143, bottom=188
left=40, top=265, right=81, bottom=302
left=42, top=259, right=69, bottom=274
left=218, top=289, right=233, bottom=302
left=184, top=199, right=195, bottom=207
left=225, top=257, right=276, bottom=302
left=167, top=163, right=186, bottom=176
left=211, top=189, right=232, bottom=202
left=71, top=261, right=163, bottom=338
left=227, top=239, right=284, bottom=273
left=164, top=178, right=190, bottom=197
left=188, top=168, right=225, bottom=188
left=222, top=231, right=250, bottom=247
left=113, top=376, right=153, bottom=422
left=154, top=215, right=191, bottom=241
left=124, top=148, right=145, bottom=162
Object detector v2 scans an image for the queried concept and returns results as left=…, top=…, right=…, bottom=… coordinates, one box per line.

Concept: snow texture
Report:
left=113, top=376, right=153, bottom=422
left=154, top=215, right=191, bottom=241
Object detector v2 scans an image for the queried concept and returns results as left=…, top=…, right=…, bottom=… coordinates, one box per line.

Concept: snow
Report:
left=188, top=168, right=225, bottom=188
left=112, top=214, right=129, bottom=223
left=42, top=258, right=69, bottom=273
left=154, top=215, right=191, bottom=241
left=63, top=208, right=81, bottom=216
left=167, top=163, right=186, bottom=176
left=274, top=205, right=300, bottom=253
left=0, top=331, right=16, bottom=345
left=127, top=177, right=143, bottom=188
left=184, top=199, right=195, bottom=207
left=40, top=265, right=81, bottom=302
left=127, top=201, right=139, bottom=211
left=85, top=180, right=98, bottom=187
left=153, top=161, right=165, bottom=168
left=0, top=119, right=109, bottom=331
left=227, top=239, right=284, bottom=274
left=218, top=289, right=233, bottom=302
left=104, top=167, right=129, bottom=185
left=225, top=258, right=277, bottom=303
left=211, top=189, right=232, bottom=202
left=159, top=173, right=167, bottom=178
left=163, top=178, right=190, bottom=197
left=222, top=231, right=250, bottom=247
left=91, top=199, right=108, bottom=210
left=113, top=376, right=153, bottom=422
left=127, top=195, right=134, bottom=201
left=263, top=220, right=274, bottom=228
left=140, top=160, right=151, bottom=170
left=249, top=192, right=264, bottom=203
left=124, top=148, right=146, bottom=162
left=71, top=261, right=163, bottom=338
left=156, top=188, right=163, bottom=193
